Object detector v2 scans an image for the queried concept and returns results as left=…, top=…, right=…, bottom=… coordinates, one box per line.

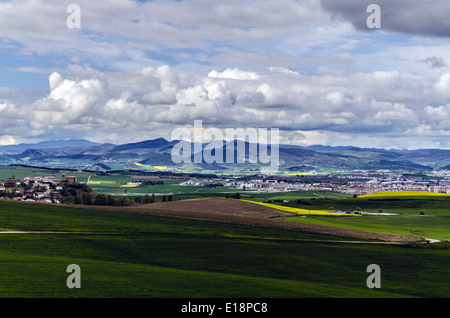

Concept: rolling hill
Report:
left=0, top=138, right=447, bottom=172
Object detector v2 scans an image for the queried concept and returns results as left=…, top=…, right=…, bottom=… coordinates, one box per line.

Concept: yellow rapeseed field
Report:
left=359, top=191, right=450, bottom=198
left=87, top=180, right=116, bottom=185
left=238, top=199, right=354, bottom=216
left=284, top=172, right=310, bottom=176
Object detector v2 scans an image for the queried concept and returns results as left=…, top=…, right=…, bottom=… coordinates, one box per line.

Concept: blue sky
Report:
left=0, top=0, right=450, bottom=149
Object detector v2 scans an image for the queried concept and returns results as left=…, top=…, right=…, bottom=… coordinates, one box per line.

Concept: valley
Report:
left=0, top=142, right=449, bottom=300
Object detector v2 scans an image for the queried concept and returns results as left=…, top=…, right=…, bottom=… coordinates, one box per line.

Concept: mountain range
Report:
left=0, top=138, right=449, bottom=172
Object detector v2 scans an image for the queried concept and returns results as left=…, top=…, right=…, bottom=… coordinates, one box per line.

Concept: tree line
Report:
left=61, top=183, right=173, bottom=206
left=61, top=192, right=135, bottom=206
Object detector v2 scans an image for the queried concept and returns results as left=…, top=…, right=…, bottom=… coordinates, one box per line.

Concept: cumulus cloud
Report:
left=424, top=105, right=449, bottom=120
left=32, top=73, right=106, bottom=127
left=208, top=68, right=262, bottom=80
left=433, top=73, right=450, bottom=100
left=0, top=0, right=449, bottom=149
left=423, top=105, right=450, bottom=131
left=0, top=63, right=447, bottom=148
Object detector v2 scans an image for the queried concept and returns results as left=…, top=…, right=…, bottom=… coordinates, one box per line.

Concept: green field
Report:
left=238, top=192, right=450, bottom=242
left=288, top=215, right=450, bottom=241
left=0, top=165, right=91, bottom=183
left=1, top=165, right=450, bottom=298
left=0, top=200, right=449, bottom=298
left=87, top=177, right=239, bottom=195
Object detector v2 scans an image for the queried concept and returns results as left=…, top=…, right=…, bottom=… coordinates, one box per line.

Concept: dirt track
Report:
left=80, top=198, right=423, bottom=243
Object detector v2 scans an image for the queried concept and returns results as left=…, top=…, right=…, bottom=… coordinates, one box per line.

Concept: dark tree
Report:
left=106, top=194, right=116, bottom=206
left=82, top=193, right=93, bottom=205
left=74, top=195, right=82, bottom=205
left=94, top=193, right=107, bottom=206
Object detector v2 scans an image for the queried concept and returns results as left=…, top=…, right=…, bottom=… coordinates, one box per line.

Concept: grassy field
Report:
left=287, top=214, right=450, bottom=241
left=86, top=175, right=241, bottom=195
left=0, top=200, right=449, bottom=298
left=0, top=165, right=91, bottom=183
left=1, top=166, right=449, bottom=298
left=238, top=192, right=450, bottom=242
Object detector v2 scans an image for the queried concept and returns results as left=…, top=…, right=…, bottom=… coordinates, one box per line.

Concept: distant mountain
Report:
left=14, top=149, right=47, bottom=160
left=0, top=138, right=448, bottom=172
left=307, top=145, right=355, bottom=151
left=111, top=138, right=175, bottom=152
left=0, top=139, right=100, bottom=153
left=305, top=145, right=450, bottom=170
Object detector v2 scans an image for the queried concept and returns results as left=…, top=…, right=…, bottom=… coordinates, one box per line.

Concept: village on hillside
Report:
left=0, top=174, right=78, bottom=203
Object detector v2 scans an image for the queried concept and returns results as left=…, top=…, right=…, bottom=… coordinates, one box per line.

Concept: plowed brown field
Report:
left=80, top=198, right=422, bottom=243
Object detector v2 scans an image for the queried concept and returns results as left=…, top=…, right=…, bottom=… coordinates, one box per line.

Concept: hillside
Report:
left=84, top=198, right=422, bottom=242
left=0, top=138, right=447, bottom=172
left=1, top=199, right=448, bottom=298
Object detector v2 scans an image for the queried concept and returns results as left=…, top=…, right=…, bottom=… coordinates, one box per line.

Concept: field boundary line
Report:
left=0, top=230, right=434, bottom=245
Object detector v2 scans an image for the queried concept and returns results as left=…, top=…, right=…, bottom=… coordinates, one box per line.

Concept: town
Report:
left=182, top=170, right=450, bottom=196
left=0, top=174, right=78, bottom=203
left=1, top=170, right=450, bottom=205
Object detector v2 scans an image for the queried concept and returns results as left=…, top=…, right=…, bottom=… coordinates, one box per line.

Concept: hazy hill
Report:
left=0, top=138, right=448, bottom=172
left=0, top=139, right=100, bottom=153
left=111, top=138, right=176, bottom=152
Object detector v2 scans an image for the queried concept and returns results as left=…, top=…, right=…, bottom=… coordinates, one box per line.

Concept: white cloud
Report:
left=208, top=68, right=262, bottom=80
left=433, top=72, right=450, bottom=100
left=0, top=61, right=447, bottom=148
left=30, top=72, right=106, bottom=129
left=49, top=72, right=62, bottom=90
left=0, top=135, right=17, bottom=146
left=424, top=105, right=449, bottom=120
left=0, top=65, right=440, bottom=147
left=0, top=0, right=449, bottom=149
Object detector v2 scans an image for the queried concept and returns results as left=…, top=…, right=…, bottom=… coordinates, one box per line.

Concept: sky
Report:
left=0, top=0, right=449, bottom=149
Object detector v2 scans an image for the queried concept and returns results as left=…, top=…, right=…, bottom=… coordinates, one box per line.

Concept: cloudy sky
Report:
left=0, top=0, right=449, bottom=149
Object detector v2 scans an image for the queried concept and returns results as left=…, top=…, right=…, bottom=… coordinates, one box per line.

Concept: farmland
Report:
left=238, top=191, right=450, bottom=242
left=237, top=199, right=355, bottom=216
left=0, top=199, right=449, bottom=298
left=0, top=165, right=449, bottom=299
left=359, top=191, right=450, bottom=198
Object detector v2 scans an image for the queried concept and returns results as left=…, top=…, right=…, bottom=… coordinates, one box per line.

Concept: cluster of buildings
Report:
left=0, top=174, right=78, bottom=203
left=181, top=171, right=450, bottom=195
left=325, top=173, right=450, bottom=195
left=3, top=170, right=450, bottom=203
